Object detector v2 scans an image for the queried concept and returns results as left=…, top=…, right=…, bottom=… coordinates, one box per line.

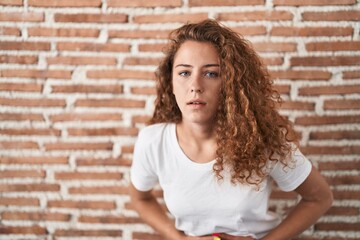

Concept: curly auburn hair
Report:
left=150, top=19, right=299, bottom=185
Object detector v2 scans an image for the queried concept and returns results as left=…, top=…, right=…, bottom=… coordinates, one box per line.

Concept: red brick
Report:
left=54, top=229, right=122, bottom=237
left=68, top=127, right=138, bottom=136
left=133, top=232, right=162, bottom=240
left=108, top=0, right=181, bottom=7
left=0, top=225, right=47, bottom=234
left=108, top=29, right=170, bottom=39
left=0, top=128, right=60, bottom=136
left=344, top=69, right=360, bottom=84
left=0, top=183, right=60, bottom=192
left=50, top=113, right=122, bottom=122
left=2, top=211, right=71, bottom=221
left=324, top=99, right=360, bottom=110
left=121, top=145, right=134, bottom=154
left=55, top=13, right=127, bottom=23
left=47, top=56, right=117, bottom=66
left=325, top=206, right=359, bottom=216
left=79, top=215, right=141, bottom=224
left=75, top=98, right=146, bottom=108
left=138, top=43, right=165, bottom=52
left=0, top=55, right=38, bottom=64
left=123, top=57, right=161, bottom=66
left=306, top=41, right=360, bottom=51
left=231, top=26, right=267, bottom=36
left=326, top=175, right=360, bottom=185
left=131, top=86, right=156, bottom=95
left=302, top=10, right=360, bottom=21
left=300, top=146, right=360, bottom=155
left=0, top=113, right=43, bottom=121
left=87, top=69, right=155, bottom=79
left=76, top=157, right=131, bottom=167
left=0, top=97, right=66, bottom=107
left=0, top=141, right=38, bottom=149
left=0, top=0, right=22, bottom=6
left=295, top=115, right=360, bottom=125
left=273, top=84, right=290, bottom=94
left=0, top=82, right=42, bottom=92
left=310, top=130, right=360, bottom=140
left=0, top=69, right=72, bottom=79
left=279, top=101, right=315, bottom=110
left=333, top=190, right=360, bottom=200
left=28, top=27, right=99, bottom=37
left=189, top=0, right=264, bottom=6
left=271, top=27, right=353, bottom=37
left=274, top=0, right=356, bottom=5
left=217, top=11, right=293, bottom=21
left=44, top=142, right=113, bottom=151
left=252, top=42, right=297, bottom=52
left=51, top=84, right=123, bottom=93
left=319, top=161, right=360, bottom=171
left=270, top=70, right=331, bottom=80
left=298, top=85, right=360, bottom=95
left=48, top=200, right=115, bottom=210
left=315, top=222, right=360, bottom=231
left=132, top=115, right=152, bottom=124
left=0, top=170, right=45, bottom=178
left=291, top=56, right=360, bottom=66
left=262, top=57, right=284, bottom=66
left=133, top=13, right=208, bottom=23
left=57, top=42, right=130, bottom=52
left=51, top=85, right=123, bottom=94
left=0, top=12, right=44, bottom=22
left=55, top=171, right=122, bottom=180
left=69, top=186, right=129, bottom=195
left=0, top=41, right=50, bottom=51
left=28, top=0, right=101, bottom=7
left=0, top=27, right=21, bottom=36
left=0, top=156, right=68, bottom=165
left=0, top=197, right=39, bottom=206
left=343, top=70, right=360, bottom=79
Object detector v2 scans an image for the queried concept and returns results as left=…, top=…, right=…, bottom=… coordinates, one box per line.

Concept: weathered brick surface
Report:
left=0, top=1, right=359, bottom=239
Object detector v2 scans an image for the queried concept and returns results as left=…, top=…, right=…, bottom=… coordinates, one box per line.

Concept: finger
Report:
left=218, top=233, right=231, bottom=239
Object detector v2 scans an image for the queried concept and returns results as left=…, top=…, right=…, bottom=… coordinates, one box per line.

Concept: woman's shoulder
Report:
left=139, top=122, right=172, bottom=135
left=137, top=123, right=174, bottom=144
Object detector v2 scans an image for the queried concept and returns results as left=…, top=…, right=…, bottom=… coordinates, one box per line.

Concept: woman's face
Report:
left=172, top=40, right=222, bottom=126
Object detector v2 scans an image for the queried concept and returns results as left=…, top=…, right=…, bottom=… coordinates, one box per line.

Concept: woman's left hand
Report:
left=218, top=233, right=255, bottom=240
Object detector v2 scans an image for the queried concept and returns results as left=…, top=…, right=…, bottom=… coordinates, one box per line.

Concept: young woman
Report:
left=129, top=19, right=333, bottom=240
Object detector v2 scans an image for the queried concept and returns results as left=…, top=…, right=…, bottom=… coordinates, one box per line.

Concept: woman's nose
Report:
left=191, top=89, right=203, bottom=93
left=190, top=73, right=204, bottom=93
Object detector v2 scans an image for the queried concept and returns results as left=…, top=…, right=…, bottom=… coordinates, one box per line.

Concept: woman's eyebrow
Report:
left=204, top=64, right=220, bottom=68
left=174, top=64, right=192, bottom=68
left=174, top=63, right=219, bottom=68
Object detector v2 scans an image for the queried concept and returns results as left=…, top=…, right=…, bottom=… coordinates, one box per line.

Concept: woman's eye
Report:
left=179, top=71, right=190, bottom=77
left=205, top=71, right=219, bottom=78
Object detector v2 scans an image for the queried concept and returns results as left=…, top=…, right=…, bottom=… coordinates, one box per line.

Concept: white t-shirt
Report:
left=130, top=123, right=312, bottom=238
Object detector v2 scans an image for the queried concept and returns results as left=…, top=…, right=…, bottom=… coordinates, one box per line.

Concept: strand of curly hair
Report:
left=150, top=19, right=299, bottom=186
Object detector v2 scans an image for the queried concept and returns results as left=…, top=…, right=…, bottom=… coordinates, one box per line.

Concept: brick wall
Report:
left=0, top=0, right=359, bottom=239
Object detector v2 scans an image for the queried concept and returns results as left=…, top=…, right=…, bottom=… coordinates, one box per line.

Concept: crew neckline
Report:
left=169, top=123, right=216, bottom=170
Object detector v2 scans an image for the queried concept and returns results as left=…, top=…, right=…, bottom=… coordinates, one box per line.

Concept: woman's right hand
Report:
left=180, top=236, right=213, bottom=240
left=180, top=234, right=255, bottom=240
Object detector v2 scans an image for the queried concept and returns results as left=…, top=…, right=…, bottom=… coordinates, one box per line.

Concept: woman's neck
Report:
left=175, top=121, right=217, bottom=163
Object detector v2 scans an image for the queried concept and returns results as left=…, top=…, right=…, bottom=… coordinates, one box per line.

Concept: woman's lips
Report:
left=187, top=99, right=206, bottom=105
left=187, top=99, right=206, bottom=109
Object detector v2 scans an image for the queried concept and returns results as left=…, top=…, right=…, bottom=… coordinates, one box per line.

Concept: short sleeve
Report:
left=130, top=130, right=158, bottom=192
left=270, top=148, right=312, bottom=192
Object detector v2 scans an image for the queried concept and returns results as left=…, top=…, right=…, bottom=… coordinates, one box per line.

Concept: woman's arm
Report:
left=129, top=183, right=184, bottom=240
left=262, top=166, right=333, bottom=240
left=129, top=183, right=214, bottom=240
